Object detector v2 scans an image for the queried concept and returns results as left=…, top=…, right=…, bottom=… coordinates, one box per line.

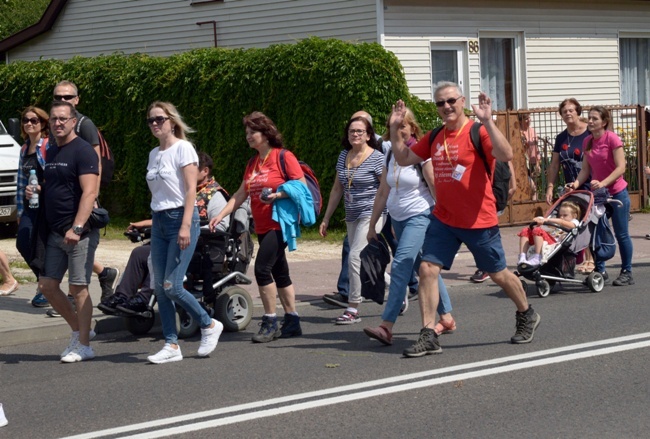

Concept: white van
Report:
left=0, top=120, right=22, bottom=224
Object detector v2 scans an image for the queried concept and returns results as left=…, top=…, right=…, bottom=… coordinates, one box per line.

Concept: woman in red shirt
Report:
left=210, top=112, right=306, bottom=343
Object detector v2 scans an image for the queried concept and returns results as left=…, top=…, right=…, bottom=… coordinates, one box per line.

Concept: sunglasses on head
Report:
left=435, top=96, right=462, bottom=107
left=53, top=94, right=77, bottom=101
left=147, top=116, right=170, bottom=126
left=22, top=117, right=41, bottom=125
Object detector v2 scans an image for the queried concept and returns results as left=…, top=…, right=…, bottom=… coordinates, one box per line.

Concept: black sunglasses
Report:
left=147, top=116, right=170, bottom=126
left=22, top=117, right=41, bottom=125
left=435, top=96, right=462, bottom=107
left=53, top=94, right=77, bottom=101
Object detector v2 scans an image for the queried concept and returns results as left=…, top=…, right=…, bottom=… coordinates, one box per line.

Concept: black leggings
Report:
left=255, top=229, right=291, bottom=288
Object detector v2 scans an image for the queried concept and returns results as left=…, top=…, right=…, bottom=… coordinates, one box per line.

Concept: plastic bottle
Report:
left=28, top=169, right=39, bottom=209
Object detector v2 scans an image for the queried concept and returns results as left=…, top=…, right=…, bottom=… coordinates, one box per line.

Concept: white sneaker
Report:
left=60, top=330, right=97, bottom=358
left=0, top=403, right=7, bottom=427
left=198, top=319, right=223, bottom=357
left=148, top=344, right=183, bottom=364
left=61, top=344, right=95, bottom=363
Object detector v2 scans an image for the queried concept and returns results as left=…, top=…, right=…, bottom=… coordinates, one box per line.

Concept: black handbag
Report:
left=87, top=201, right=110, bottom=229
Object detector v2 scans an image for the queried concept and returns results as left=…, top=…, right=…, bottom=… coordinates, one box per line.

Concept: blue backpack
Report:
left=591, top=215, right=616, bottom=261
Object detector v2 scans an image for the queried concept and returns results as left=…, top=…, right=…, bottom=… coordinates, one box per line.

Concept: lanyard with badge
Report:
left=345, top=148, right=369, bottom=203
left=444, top=119, right=469, bottom=182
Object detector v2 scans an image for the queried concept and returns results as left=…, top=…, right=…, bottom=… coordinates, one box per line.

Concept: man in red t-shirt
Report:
left=389, top=82, right=540, bottom=357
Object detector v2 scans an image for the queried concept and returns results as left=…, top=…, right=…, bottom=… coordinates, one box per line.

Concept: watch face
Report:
left=73, top=226, right=84, bottom=235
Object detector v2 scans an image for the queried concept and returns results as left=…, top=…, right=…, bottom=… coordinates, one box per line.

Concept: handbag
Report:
left=87, top=200, right=110, bottom=229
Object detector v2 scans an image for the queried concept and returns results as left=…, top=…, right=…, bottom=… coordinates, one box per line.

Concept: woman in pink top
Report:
left=566, top=106, right=633, bottom=286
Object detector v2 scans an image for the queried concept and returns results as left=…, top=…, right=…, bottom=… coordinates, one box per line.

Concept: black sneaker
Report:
left=403, top=328, right=442, bottom=358
left=470, top=270, right=489, bottom=283
left=97, top=294, right=127, bottom=316
left=612, top=270, right=634, bottom=286
left=510, top=307, right=541, bottom=344
left=251, top=315, right=281, bottom=343
left=116, top=295, right=150, bottom=315
left=599, top=271, right=609, bottom=282
left=322, top=292, right=349, bottom=308
left=47, top=295, right=75, bottom=317
left=98, top=267, right=120, bottom=302
left=279, top=314, right=302, bottom=338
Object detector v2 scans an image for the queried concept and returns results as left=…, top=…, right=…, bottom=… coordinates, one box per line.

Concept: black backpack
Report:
left=428, top=122, right=511, bottom=213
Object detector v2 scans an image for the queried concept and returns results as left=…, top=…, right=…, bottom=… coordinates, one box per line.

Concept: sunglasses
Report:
left=22, top=117, right=41, bottom=125
left=147, top=116, right=170, bottom=126
left=435, top=96, right=462, bottom=107
left=53, top=94, right=77, bottom=101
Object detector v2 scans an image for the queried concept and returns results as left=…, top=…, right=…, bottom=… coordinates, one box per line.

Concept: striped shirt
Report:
left=336, top=148, right=385, bottom=222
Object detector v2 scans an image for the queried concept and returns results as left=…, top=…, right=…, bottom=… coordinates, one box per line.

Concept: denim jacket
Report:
left=17, top=137, right=49, bottom=218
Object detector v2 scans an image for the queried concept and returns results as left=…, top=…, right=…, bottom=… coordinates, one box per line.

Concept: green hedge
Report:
left=0, top=37, right=440, bottom=227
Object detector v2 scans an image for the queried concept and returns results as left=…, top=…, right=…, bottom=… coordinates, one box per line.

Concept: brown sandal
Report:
left=577, top=261, right=594, bottom=274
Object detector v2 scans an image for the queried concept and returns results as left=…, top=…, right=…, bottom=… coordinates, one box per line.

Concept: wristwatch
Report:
left=72, top=224, right=85, bottom=236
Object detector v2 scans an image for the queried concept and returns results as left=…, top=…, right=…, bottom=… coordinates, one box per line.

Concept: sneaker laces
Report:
left=514, top=312, right=530, bottom=336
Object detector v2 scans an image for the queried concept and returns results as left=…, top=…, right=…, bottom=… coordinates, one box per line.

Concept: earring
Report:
left=172, top=127, right=176, bottom=135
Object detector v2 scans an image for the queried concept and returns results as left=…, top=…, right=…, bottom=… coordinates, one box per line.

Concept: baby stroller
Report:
left=121, top=205, right=254, bottom=337
left=516, top=190, right=606, bottom=297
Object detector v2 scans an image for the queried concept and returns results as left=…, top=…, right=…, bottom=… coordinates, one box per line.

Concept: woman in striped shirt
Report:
left=319, top=116, right=386, bottom=324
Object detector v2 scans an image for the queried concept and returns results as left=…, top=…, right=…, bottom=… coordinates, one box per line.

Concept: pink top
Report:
left=582, top=130, right=627, bottom=195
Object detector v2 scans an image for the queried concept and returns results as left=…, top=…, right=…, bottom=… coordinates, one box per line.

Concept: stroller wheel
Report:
left=124, top=314, right=155, bottom=336
left=586, top=271, right=605, bottom=293
left=176, top=306, right=200, bottom=339
left=216, top=286, right=253, bottom=332
left=536, top=279, right=551, bottom=298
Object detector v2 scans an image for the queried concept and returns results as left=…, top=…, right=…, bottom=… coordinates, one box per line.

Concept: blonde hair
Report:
left=559, top=201, right=581, bottom=218
left=147, top=101, right=195, bottom=141
left=382, top=107, right=423, bottom=141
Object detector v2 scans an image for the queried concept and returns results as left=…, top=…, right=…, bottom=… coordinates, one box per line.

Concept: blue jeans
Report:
left=151, top=207, right=211, bottom=345
left=595, top=188, right=633, bottom=273
left=337, top=215, right=419, bottom=297
left=16, top=207, right=39, bottom=277
left=382, top=211, right=452, bottom=323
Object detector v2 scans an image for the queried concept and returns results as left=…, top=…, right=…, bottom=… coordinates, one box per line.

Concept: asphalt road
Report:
left=2, top=265, right=650, bottom=439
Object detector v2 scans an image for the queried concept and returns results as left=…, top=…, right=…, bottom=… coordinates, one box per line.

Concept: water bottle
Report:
left=28, top=169, right=39, bottom=209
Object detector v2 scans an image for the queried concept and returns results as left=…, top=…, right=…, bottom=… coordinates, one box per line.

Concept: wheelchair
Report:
left=121, top=210, right=254, bottom=338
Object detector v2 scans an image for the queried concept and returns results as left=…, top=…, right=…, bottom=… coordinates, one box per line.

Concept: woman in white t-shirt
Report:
left=144, top=101, right=223, bottom=364
left=363, top=108, right=456, bottom=347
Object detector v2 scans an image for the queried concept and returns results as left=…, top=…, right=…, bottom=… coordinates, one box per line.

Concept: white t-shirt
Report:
left=384, top=144, right=435, bottom=222
left=146, top=140, right=199, bottom=212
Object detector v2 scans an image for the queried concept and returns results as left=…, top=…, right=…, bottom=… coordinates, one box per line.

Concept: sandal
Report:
left=577, top=261, right=594, bottom=274
left=363, top=325, right=393, bottom=345
left=434, top=318, right=457, bottom=335
left=0, top=280, right=18, bottom=296
left=335, top=310, right=361, bottom=325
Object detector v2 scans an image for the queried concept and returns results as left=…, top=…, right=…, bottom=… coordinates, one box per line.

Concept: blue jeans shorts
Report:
left=421, top=215, right=507, bottom=273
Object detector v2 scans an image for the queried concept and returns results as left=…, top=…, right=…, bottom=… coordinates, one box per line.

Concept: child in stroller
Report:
left=517, top=201, right=581, bottom=268
left=516, top=190, right=607, bottom=297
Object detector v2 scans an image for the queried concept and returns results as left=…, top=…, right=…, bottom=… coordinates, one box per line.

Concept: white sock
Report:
left=345, top=307, right=358, bottom=315
left=264, top=313, right=277, bottom=318
left=518, top=253, right=527, bottom=264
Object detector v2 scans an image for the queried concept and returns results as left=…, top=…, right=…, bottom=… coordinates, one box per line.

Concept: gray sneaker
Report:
left=251, top=315, right=281, bottom=343
left=510, top=307, right=541, bottom=344
left=322, top=292, right=349, bottom=308
left=98, top=267, right=120, bottom=302
left=403, top=328, right=442, bottom=358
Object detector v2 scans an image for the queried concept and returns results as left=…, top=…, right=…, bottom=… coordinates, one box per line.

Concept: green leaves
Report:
left=0, top=37, right=439, bottom=225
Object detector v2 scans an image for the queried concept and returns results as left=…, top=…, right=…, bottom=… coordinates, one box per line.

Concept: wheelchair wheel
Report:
left=215, top=286, right=253, bottom=332
left=176, top=306, right=200, bottom=339
left=124, top=314, right=155, bottom=336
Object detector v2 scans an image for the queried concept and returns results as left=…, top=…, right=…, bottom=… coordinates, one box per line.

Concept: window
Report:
left=430, top=43, right=466, bottom=102
left=620, top=38, right=650, bottom=105
left=479, top=34, right=524, bottom=110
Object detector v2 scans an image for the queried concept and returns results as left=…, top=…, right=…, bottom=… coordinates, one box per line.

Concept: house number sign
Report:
left=468, top=39, right=479, bottom=54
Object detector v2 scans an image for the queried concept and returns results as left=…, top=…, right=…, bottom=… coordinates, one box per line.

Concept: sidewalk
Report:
left=2, top=213, right=649, bottom=348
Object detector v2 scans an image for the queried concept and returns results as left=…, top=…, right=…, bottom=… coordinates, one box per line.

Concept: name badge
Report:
left=451, top=164, right=466, bottom=181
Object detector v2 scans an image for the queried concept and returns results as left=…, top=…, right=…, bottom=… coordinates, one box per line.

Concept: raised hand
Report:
left=389, top=99, right=407, bottom=133
left=471, top=92, right=493, bottom=123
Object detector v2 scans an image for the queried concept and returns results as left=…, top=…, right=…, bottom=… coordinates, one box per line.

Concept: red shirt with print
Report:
left=411, top=122, right=498, bottom=229
left=243, top=148, right=304, bottom=234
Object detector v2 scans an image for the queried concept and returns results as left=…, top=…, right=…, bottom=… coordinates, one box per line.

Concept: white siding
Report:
left=382, top=0, right=650, bottom=107
left=8, top=0, right=379, bottom=61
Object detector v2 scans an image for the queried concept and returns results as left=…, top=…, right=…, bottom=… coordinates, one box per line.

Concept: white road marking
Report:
left=61, top=332, right=650, bottom=439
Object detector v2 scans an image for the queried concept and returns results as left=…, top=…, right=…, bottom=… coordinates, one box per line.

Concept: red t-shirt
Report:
left=411, top=121, right=498, bottom=229
left=243, top=148, right=304, bottom=234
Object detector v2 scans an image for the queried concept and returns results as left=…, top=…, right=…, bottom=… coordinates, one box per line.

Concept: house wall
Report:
left=383, top=0, right=650, bottom=108
left=8, top=0, right=379, bottom=61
